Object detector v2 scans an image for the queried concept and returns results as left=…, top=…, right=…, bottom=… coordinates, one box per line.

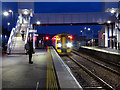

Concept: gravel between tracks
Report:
left=70, top=53, right=120, bottom=89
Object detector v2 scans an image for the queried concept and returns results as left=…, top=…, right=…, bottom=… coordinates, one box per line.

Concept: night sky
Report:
left=2, top=2, right=103, bottom=37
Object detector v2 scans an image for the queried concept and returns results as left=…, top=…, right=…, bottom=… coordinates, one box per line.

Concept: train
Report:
left=52, top=33, right=73, bottom=55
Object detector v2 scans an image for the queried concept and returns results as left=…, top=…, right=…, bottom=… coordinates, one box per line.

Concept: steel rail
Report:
left=72, top=50, right=120, bottom=76
left=68, top=55, right=115, bottom=90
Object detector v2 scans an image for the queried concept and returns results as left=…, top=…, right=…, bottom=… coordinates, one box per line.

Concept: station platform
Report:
left=81, top=46, right=120, bottom=55
left=2, top=47, right=82, bottom=89
left=79, top=46, right=120, bottom=65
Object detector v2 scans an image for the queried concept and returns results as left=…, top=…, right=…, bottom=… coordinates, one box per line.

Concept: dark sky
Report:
left=2, top=2, right=103, bottom=37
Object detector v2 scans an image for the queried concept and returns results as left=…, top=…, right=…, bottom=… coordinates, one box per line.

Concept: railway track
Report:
left=73, top=49, right=120, bottom=68
left=61, top=49, right=120, bottom=89
left=66, top=55, right=115, bottom=90
left=72, top=50, right=120, bottom=76
left=63, top=49, right=120, bottom=89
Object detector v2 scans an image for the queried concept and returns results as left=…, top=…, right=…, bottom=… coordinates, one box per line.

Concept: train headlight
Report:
left=57, top=43, right=62, bottom=47
left=67, top=43, right=72, bottom=48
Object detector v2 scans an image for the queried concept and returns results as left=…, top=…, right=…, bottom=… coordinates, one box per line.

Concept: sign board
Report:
left=29, top=30, right=37, bottom=33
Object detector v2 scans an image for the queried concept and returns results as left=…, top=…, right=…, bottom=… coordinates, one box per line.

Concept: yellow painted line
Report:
left=47, top=47, right=59, bottom=90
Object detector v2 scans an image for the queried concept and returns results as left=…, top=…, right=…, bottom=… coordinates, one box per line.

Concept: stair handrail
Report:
left=7, top=18, right=20, bottom=53
left=7, top=28, right=16, bottom=53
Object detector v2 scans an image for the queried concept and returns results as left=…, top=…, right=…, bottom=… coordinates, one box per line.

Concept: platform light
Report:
left=88, top=28, right=91, bottom=31
left=8, top=10, right=13, bottom=13
left=67, top=43, right=72, bottom=48
left=3, top=11, right=9, bottom=16
left=80, top=30, right=82, bottom=32
left=84, top=27, right=87, bottom=30
left=107, top=20, right=111, bottom=24
left=36, top=21, right=40, bottom=25
left=5, top=35, right=7, bottom=38
left=23, top=10, right=29, bottom=15
left=110, top=9, right=116, bottom=14
left=57, top=43, right=62, bottom=47
left=106, top=8, right=118, bottom=14
left=7, top=22, right=10, bottom=26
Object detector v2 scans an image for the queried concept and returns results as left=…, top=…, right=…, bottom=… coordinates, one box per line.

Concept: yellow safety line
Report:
left=47, top=47, right=59, bottom=90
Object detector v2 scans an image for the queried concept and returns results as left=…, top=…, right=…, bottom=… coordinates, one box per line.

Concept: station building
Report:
left=98, top=1, right=120, bottom=50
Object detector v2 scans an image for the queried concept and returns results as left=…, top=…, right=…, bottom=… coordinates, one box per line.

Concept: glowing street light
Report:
left=36, top=21, right=40, bottom=25
left=106, top=8, right=118, bottom=14
left=110, top=9, right=116, bottom=14
left=80, top=30, right=82, bottom=32
left=9, top=10, right=13, bottom=13
left=9, top=10, right=13, bottom=19
left=107, top=21, right=111, bottom=24
left=88, top=28, right=91, bottom=31
left=23, top=9, right=29, bottom=15
left=3, top=11, right=9, bottom=16
left=7, top=22, right=10, bottom=26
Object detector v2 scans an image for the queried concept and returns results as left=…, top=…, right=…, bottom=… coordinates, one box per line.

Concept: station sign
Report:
left=29, top=30, right=37, bottom=33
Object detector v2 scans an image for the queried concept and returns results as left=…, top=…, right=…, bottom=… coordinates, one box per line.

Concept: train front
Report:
left=52, top=33, right=73, bottom=55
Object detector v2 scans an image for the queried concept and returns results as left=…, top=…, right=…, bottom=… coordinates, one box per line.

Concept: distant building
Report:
left=99, top=1, right=120, bottom=49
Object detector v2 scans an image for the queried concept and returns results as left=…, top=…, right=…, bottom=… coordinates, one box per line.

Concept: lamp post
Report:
left=7, top=22, right=10, bottom=31
left=88, top=28, right=94, bottom=46
left=3, top=10, right=14, bottom=28
left=8, top=10, right=14, bottom=27
left=80, top=30, right=83, bottom=45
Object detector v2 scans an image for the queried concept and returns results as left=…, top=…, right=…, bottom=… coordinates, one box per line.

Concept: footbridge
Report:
left=31, top=12, right=117, bottom=26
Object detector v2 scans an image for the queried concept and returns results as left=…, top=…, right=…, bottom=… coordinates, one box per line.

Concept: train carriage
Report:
left=52, top=33, right=73, bottom=55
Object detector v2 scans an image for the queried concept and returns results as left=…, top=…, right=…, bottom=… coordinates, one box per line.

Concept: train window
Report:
left=57, top=40, right=61, bottom=43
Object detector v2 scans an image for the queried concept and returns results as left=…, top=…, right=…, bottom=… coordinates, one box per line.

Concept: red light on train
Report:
left=45, top=36, right=49, bottom=40
left=52, top=37, right=56, bottom=40
left=68, top=36, right=73, bottom=40
left=70, top=24, right=72, bottom=26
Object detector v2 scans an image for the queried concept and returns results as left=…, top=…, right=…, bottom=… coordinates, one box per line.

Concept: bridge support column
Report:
left=109, top=24, right=112, bottom=48
left=105, top=25, right=108, bottom=47
left=117, top=23, right=120, bottom=50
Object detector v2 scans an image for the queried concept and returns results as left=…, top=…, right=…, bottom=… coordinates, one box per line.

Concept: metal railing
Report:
left=7, top=28, right=16, bottom=53
left=7, top=18, right=20, bottom=53
left=7, top=13, right=33, bottom=54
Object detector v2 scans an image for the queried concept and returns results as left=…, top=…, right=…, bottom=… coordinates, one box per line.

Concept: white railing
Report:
left=7, top=13, right=33, bottom=54
left=7, top=17, right=20, bottom=53
left=7, top=28, right=16, bottom=53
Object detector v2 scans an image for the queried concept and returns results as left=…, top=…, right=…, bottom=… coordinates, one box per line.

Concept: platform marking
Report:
left=47, top=47, right=59, bottom=89
left=52, top=48, right=83, bottom=89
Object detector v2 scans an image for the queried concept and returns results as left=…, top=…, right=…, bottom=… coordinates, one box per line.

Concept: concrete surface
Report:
left=2, top=49, right=47, bottom=89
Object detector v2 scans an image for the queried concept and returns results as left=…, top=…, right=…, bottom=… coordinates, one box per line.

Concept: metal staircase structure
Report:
left=7, top=9, right=34, bottom=54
